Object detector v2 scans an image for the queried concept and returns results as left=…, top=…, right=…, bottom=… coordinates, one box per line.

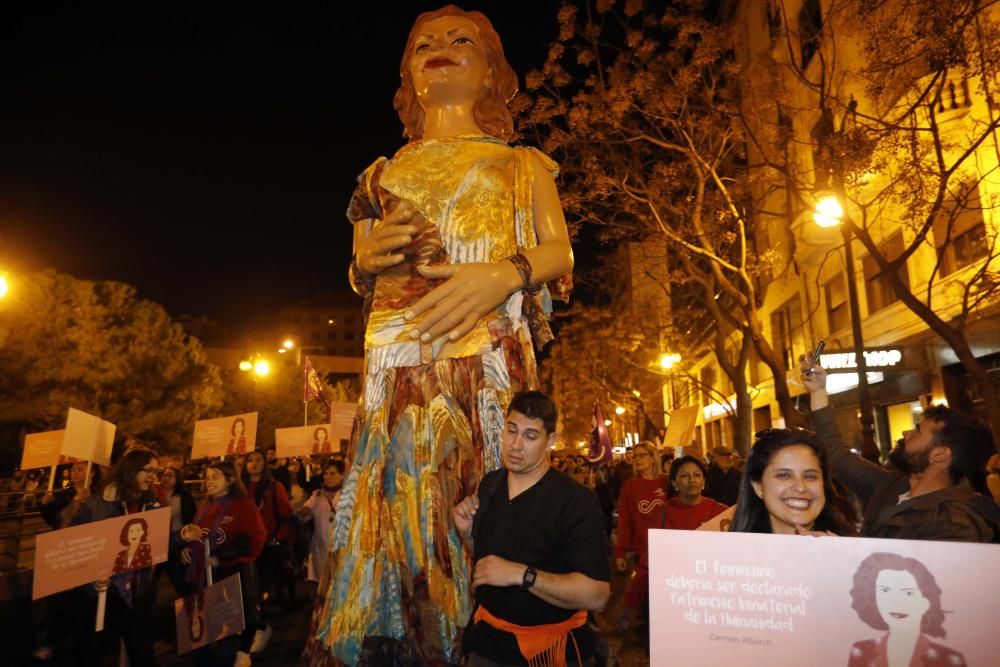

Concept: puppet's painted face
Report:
left=876, top=569, right=930, bottom=632
left=408, top=16, right=490, bottom=110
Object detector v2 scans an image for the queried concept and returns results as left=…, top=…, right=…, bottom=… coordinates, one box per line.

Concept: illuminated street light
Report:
left=604, top=419, right=612, bottom=427
left=0, top=273, right=8, bottom=299
left=614, top=406, right=626, bottom=415
left=239, top=360, right=253, bottom=372
left=278, top=348, right=287, bottom=354
left=283, top=339, right=295, bottom=350
left=813, top=192, right=878, bottom=461
left=254, top=360, right=270, bottom=377
left=813, top=193, right=844, bottom=228
left=658, top=353, right=681, bottom=370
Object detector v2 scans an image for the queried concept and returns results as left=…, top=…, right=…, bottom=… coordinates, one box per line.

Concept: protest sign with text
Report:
left=192, top=412, right=258, bottom=459
left=275, top=423, right=337, bottom=458
left=63, top=409, right=115, bottom=466
left=174, top=574, right=245, bottom=654
left=329, top=402, right=356, bottom=445
left=33, top=507, right=170, bottom=599
left=649, top=530, right=998, bottom=666
left=21, top=430, right=66, bottom=470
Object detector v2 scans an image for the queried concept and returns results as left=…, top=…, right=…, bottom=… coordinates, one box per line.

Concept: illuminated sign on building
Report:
left=820, top=348, right=903, bottom=372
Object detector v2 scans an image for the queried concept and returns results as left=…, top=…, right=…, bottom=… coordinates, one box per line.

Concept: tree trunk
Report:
left=748, top=318, right=805, bottom=428
left=731, top=367, right=754, bottom=456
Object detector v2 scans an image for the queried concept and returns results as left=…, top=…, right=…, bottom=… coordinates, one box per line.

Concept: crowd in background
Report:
left=6, top=361, right=1000, bottom=665
left=8, top=446, right=347, bottom=667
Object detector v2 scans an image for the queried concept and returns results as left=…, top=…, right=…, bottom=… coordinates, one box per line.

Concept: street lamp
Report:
left=239, top=354, right=271, bottom=409
left=614, top=405, right=626, bottom=415
left=0, top=273, right=8, bottom=299
left=658, top=352, right=681, bottom=370
left=812, top=194, right=879, bottom=461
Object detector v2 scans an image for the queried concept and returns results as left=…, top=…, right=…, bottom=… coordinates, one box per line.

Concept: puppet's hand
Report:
left=355, top=201, right=422, bottom=276
left=404, top=262, right=521, bottom=343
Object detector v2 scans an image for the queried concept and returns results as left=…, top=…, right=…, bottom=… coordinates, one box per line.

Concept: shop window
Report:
left=770, top=293, right=805, bottom=370
left=933, top=183, right=989, bottom=276
left=825, top=273, right=850, bottom=333
left=863, top=233, right=909, bottom=314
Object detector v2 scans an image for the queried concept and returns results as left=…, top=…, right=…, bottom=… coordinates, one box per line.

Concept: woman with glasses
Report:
left=69, top=447, right=163, bottom=667
left=730, top=428, right=854, bottom=535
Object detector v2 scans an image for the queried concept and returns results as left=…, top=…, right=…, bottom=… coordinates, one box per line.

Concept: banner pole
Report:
left=95, top=581, right=108, bottom=631
left=84, top=461, right=93, bottom=492
left=47, top=463, right=57, bottom=492
left=304, top=401, right=308, bottom=427
left=205, top=538, right=213, bottom=587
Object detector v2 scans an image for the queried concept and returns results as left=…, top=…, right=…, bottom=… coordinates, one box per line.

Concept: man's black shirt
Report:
left=463, top=467, right=611, bottom=664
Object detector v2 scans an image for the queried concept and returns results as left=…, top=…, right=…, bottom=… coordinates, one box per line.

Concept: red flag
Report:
left=587, top=401, right=613, bottom=467
left=303, top=357, right=327, bottom=403
left=303, top=357, right=332, bottom=421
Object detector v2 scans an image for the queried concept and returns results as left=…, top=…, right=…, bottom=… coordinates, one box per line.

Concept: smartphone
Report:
left=804, top=340, right=826, bottom=376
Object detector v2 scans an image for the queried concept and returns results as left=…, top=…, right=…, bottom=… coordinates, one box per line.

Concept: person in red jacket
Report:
left=614, top=441, right=667, bottom=631
left=180, top=461, right=265, bottom=667
left=241, top=449, right=294, bottom=649
left=663, top=455, right=728, bottom=530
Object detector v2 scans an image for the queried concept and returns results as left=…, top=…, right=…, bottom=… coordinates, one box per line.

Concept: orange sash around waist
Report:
left=473, top=605, right=587, bottom=667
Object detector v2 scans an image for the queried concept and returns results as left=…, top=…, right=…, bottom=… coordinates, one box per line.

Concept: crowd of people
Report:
left=8, top=357, right=1000, bottom=667
left=20, top=446, right=348, bottom=667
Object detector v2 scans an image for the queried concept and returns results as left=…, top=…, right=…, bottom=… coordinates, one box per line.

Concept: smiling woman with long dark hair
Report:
left=730, top=428, right=854, bottom=535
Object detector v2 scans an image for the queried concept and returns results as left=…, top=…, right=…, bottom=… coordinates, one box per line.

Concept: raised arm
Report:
left=802, top=361, right=893, bottom=505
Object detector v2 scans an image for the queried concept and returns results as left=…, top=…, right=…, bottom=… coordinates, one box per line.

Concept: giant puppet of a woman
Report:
left=305, top=6, right=572, bottom=666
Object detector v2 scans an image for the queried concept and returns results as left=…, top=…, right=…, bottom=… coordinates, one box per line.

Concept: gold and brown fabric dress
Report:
left=304, top=136, right=565, bottom=666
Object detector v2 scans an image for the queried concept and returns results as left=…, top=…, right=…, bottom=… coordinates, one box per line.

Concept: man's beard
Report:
left=887, top=440, right=931, bottom=475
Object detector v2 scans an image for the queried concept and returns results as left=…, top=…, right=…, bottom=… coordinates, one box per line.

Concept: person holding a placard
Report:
left=180, top=461, right=266, bottom=667
left=802, top=359, right=996, bottom=542
left=730, top=428, right=855, bottom=536
left=69, top=447, right=163, bottom=667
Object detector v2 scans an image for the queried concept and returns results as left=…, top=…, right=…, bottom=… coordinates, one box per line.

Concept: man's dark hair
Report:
left=507, top=391, right=557, bottom=435
left=923, top=406, right=995, bottom=492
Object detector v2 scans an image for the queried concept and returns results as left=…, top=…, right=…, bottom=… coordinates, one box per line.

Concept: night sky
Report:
left=0, top=2, right=561, bottom=330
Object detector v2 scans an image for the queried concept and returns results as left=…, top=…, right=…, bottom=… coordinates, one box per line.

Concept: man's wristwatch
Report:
left=521, top=566, right=537, bottom=590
